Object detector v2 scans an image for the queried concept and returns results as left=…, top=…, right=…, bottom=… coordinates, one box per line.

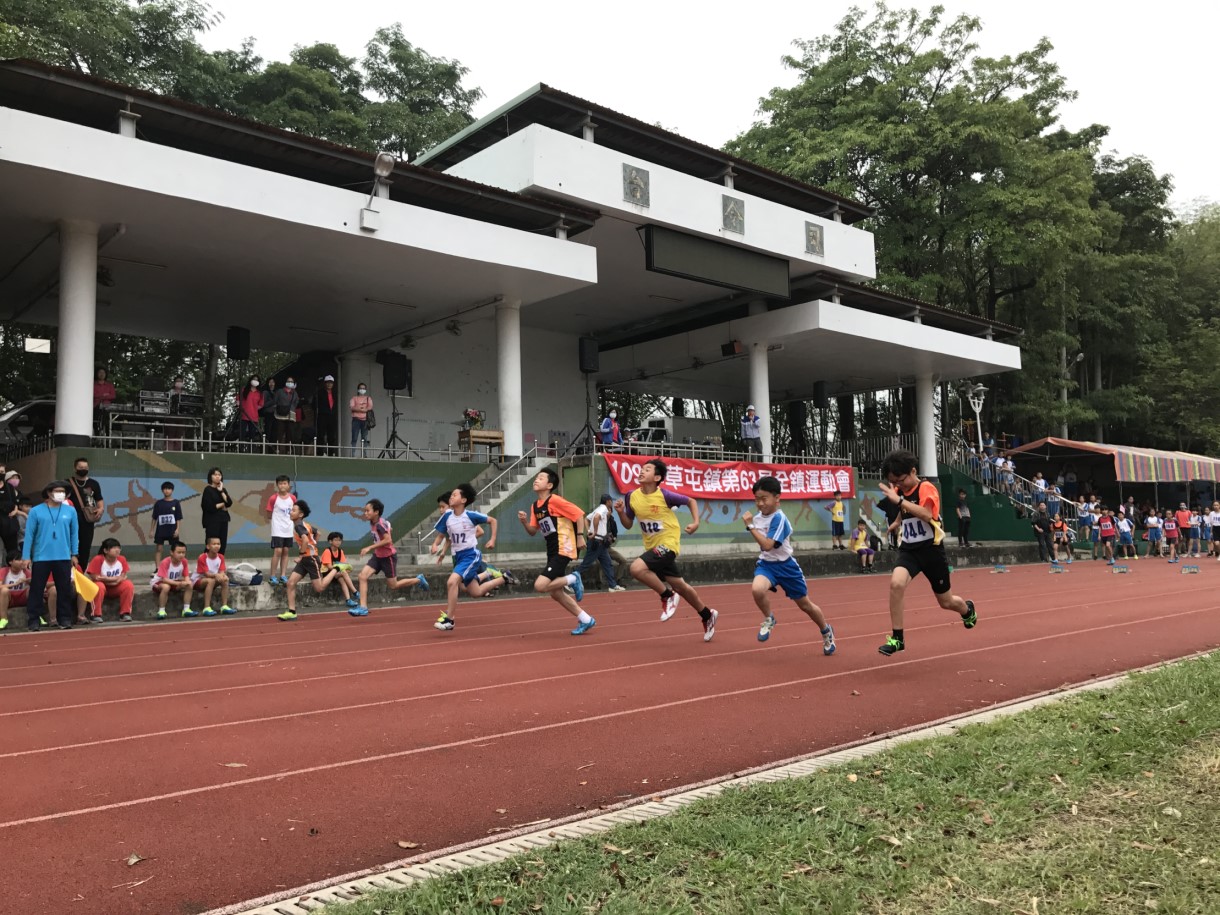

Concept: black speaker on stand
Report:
left=226, top=326, right=250, bottom=361
left=375, top=350, right=412, bottom=457
left=578, top=336, right=600, bottom=374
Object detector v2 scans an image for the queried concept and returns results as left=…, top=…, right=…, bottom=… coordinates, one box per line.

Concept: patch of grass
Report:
left=329, top=655, right=1220, bottom=914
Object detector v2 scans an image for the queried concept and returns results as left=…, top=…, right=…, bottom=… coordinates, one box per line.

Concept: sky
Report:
left=200, top=1, right=1215, bottom=211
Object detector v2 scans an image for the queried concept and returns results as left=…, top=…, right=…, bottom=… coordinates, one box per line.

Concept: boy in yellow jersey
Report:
left=824, top=490, right=847, bottom=550
left=848, top=519, right=875, bottom=572
left=613, top=458, right=719, bottom=641
left=517, top=468, right=596, bottom=635
left=877, top=449, right=976, bottom=656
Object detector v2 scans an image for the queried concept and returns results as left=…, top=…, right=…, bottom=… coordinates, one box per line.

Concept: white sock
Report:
left=566, top=573, right=580, bottom=586
left=577, top=609, right=592, bottom=624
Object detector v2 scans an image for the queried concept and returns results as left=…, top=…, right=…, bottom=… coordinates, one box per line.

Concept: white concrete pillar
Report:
left=748, top=300, right=771, bottom=461
left=496, top=300, right=523, bottom=457
left=915, top=373, right=937, bottom=478
left=56, top=220, right=99, bottom=447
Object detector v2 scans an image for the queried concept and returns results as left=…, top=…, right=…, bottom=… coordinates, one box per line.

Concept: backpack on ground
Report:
left=229, top=562, right=263, bottom=586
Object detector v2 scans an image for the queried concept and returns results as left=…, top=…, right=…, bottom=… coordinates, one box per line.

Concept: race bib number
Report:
left=537, top=516, right=556, bottom=536
left=902, top=518, right=931, bottom=543
left=640, top=520, right=663, bottom=535
left=451, top=531, right=468, bottom=546
left=157, top=513, right=176, bottom=527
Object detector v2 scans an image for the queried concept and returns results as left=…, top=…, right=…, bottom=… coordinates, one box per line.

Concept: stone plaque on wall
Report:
left=804, top=221, right=825, bottom=256
left=722, top=195, right=745, bottom=233
left=623, top=164, right=650, bottom=207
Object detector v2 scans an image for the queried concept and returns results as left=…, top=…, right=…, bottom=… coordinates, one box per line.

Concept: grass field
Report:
left=329, top=653, right=1220, bottom=914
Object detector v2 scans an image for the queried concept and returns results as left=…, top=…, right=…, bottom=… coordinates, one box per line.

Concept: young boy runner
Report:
left=1163, top=510, right=1180, bottom=563
left=849, top=519, right=875, bottom=572
left=349, top=498, right=428, bottom=617
left=1115, top=511, right=1137, bottom=561
left=278, top=501, right=345, bottom=620
left=516, top=468, right=596, bottom=635
left=1096, top=509, right=1118, bottom=565
left=151, top=540, right=195, bottom=618
left=1145, top=509, right=1163, bottom=557
left=613, top=457, right=719, bottom=642
left=430, top=484, right=512, bottom=630
left=194, top=536, right=235, bottom=616
left=150, top=481, right=182, bottom=565
left=743, top=476, right=836, bottom=652
left=824, top=490, right=847, bottom=550
left=321, top=531, right=359, bottom=609
left=266, top=475, right=296, bottom=585
left=876, top=449, right=976, bottom=656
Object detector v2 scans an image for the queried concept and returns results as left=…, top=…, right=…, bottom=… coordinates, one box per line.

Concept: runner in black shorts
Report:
left=516, top=468, right=596, bottom=635
left=876, top=449, right=977, bottom=656
left=278, top=501, right=342, bottom=621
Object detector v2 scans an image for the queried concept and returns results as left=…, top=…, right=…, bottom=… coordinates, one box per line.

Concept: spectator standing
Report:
left=350, top=382, right=373, bottom=456
left=577, top=494, right=625, bottom=591
left=149, top=481, right=182, bottom=565
left=237, top=375, right=264, bottom=449
left=1063, top=465, right=1078, bottom=498
left=201, top=466, right=233, bottom=554
left=22, top=480, right=78, bottom=630
left=956, top=489, right=972, bottom=547
left=740, top=405, right=762, bottom=458
left=271, top=376, right=300, bottom=454
left=1031, top=502, right=1053, bottom=563
left=599, top=411, right=622, bottom=449
left=67, top=456, right=104, bottom=560
left=93, top=367, right=116, bottom=436
left=260, top=377, right=278, bottom=441
left=315, top=375, right=340, bottom=456
left=0, top=468, right=23, bottom=564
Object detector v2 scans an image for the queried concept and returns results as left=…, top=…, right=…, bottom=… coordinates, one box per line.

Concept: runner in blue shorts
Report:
left=429, top=483, right=514, bottom=631
left=742, top=476, right=836, bottom=654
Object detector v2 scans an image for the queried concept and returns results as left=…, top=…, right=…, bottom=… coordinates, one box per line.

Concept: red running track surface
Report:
left=0, top=560, right=1217, bottom=915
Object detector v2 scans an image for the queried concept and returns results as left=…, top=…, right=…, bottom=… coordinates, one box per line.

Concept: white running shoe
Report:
left=660, top=592, right=678, bottom=621
left=702, top=608, right=718, bottom=642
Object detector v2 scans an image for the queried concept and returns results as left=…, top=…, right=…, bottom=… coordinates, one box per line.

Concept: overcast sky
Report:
left=200, top=1, right=1214, bottom=210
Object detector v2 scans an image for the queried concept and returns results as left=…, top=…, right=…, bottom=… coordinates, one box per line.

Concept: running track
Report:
left=1, top=561, right=1217, bottom=915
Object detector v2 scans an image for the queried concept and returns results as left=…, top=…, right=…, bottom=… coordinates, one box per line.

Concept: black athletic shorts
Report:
left=541, top=555, right=572, bottom=581
left=292, top=556, right=321, bottom=580
left=639, top=545, right=683, bottom=581
left=895, top=544, right=952, bottom=594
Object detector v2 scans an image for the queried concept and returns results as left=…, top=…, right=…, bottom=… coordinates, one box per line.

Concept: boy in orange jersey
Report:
left=517, top=467, right=595, bottom=635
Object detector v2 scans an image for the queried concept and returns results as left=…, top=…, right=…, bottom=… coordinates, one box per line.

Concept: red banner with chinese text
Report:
left=603, top=454, right=855, bottom=500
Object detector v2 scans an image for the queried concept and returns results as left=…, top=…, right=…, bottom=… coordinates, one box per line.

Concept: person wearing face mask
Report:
left=260, top=376, right=278, bottom=442
left=22, top=481, right=78, bottom=630
left=272, top=376, right=301, bottom=455
left=599, top=410, right=622, bottom=449
left=314, top=374, right=339, bottom=456
left=166, top=375, right=188, bottom=451
left=0, top=468, right=23, bottom=564
left=350, top=383, right=373, bottom=457
left=68, top=458, right=105, bottom=559
left=237, top=375, right=264, bottom=449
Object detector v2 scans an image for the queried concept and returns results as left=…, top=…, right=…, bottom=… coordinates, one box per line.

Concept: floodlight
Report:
left=373, top=152, right=397, bottom=178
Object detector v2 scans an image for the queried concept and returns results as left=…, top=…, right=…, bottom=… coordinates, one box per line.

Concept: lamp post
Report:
left=963, top=383, right=987, bottom=453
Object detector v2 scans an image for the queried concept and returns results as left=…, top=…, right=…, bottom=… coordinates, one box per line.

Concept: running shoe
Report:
left=119, top=614, right=132, bottom=622
left=758, top=615, right=776, bottom=642
left=91, top=615, right=104, bottom=623
left=39, top=617, right=48, bottom=627
left=202, top=607, right=217, bottom=617
left=345, top=598, right=360, bottom=609
left=182, top=607, right=199, bottom=617
left=822, top=624, right=837, bottom=656
left=484, top=566, right=503, bottom=580
left=0, top=618, right=7, bottom=630
left=348, top=606, right=369, bottom=617
left=961, top=600, right=978, bottom=629
left=571, top=617, right=597, bottom=636
left=220, top=606, right=236, bottom=615
left=878, top=636, right=904, bottom=656
left=570, top=572, right=584, bottom=602
left=660, top=591, right=678, bottom=622
left=502, top=569, right=519, bottom=586
left=277, top=610, right=297, bottom=621
left=156, top=609, right=167, bottom=620
left=434, top=614, right=455, bottom=631
left=417, top=574, right=429, bottom=591
left=609, top=585, right=627, bottom=592
left=702, top=608, right=718, bottom=642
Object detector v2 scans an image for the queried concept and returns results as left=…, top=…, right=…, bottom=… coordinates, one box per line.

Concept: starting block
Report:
left=1181, top=565, right=1200, bottom=574
left=1049, top=565, right=1067, bottom=574
left=991, top=564, right=1009, bottom=574
left=1111, top=564, right=1131, bottom=574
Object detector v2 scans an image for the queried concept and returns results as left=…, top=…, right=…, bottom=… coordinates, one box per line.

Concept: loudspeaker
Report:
left=578, top=336, right=599, bottom=374
left=378, top=351, right=411, bottom=392
left=720, top=340, right=743, bottom=357
left=226, top=326, right=250, bottom=361
left=672, top=398, right=686, bottom=417
left=812, top=380, right=829, bottom=409
left=787, top=401, right=809, bottom=454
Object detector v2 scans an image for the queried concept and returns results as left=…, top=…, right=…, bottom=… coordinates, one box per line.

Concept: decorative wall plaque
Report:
left=622, top=164, right=650, bottom=207
left=722, top=195, right=745, bottom=233
left=804, top=221, right=825, bottom=257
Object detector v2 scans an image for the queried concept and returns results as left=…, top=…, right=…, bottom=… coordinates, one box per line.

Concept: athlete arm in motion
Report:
left=683, top=495, right=701, bottom=535
left=484, top=515, right=498, bottom=551
left=740, top=511, right=776, bottom=551
left=613, top=498, right=633, bottom=529
left=878, top=481, right=936, bottom=523
left=517, top=509, right=538, bottom=535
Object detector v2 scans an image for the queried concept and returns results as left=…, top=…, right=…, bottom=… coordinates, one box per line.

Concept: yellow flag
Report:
left=73, top=567, right=100, bottom=602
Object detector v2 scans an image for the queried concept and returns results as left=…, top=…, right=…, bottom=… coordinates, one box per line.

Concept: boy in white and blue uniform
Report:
left=429, top=483, right=513, bottom=631
left=741, top=476, right=836, bottom=655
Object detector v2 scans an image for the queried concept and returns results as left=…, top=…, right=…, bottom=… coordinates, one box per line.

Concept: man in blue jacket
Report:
left=23, top=480, right=79, bottom=630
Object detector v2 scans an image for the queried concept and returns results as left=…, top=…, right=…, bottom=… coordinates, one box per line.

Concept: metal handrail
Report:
left=942, top=446, right=1079, bottom=523
left=417, top=444, right=540, bottom=547
left=591, top=441, right=851, bottom=466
